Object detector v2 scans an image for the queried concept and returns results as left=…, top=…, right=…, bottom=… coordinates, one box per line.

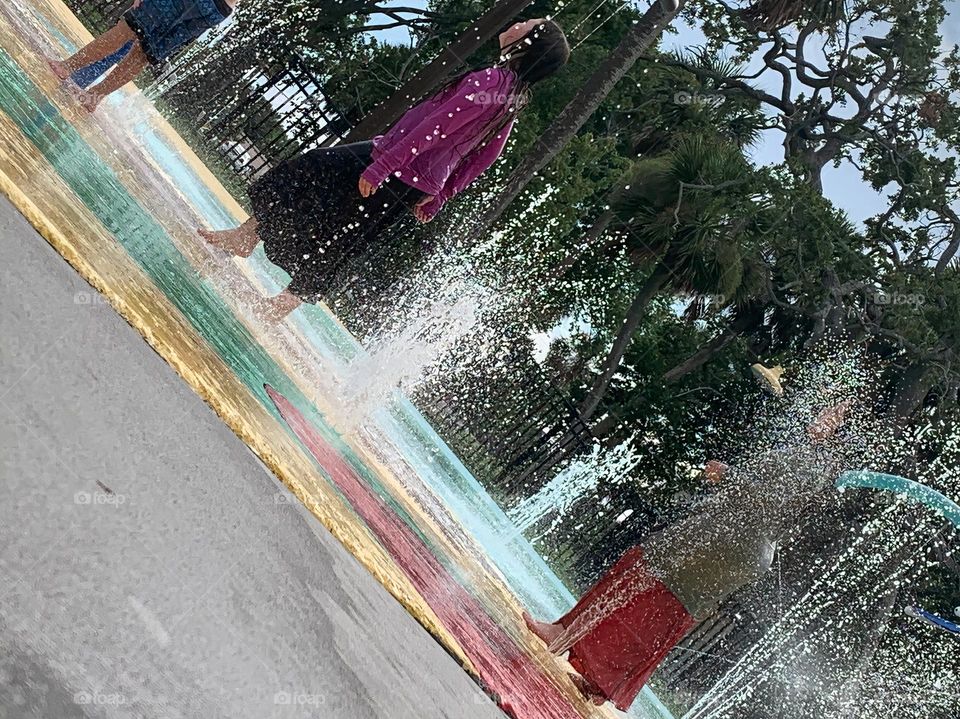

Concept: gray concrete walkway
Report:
left=0, top=195, right=503, bottom=719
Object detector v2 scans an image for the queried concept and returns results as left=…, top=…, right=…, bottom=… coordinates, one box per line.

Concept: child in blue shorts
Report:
left=47, top=0, right=234, bottom=111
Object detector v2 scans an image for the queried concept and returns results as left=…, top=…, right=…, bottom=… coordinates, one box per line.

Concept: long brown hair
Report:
left=439, top=19, right=570, bottom=163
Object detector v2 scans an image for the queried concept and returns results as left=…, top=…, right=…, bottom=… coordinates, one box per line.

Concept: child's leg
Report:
left=199, top=218, right=261, bottom=257
left=523, top=611, right=564, bottom=646
left=52, top=19, right=139, bottom=78
left=258, top=289, right=303, bottom=323
left=79, top=40, right=149, bottom=110
left=72, top=41, right=134, bottom=89
left=200, top=219, right=301, bottom=322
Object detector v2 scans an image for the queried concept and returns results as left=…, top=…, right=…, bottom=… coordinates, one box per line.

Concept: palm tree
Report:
left=578, top=134, right=761, bottom=421
left=549, top=48, right=767, bottom=285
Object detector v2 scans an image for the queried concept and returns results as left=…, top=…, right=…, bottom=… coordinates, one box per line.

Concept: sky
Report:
left=659, top=0, right=959, bottom=226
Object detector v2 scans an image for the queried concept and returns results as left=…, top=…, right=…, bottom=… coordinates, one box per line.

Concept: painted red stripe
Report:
left=266, top=385, right=583, bottom=719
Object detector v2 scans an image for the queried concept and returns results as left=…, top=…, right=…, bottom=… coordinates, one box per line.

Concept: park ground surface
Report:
left=0, top=194, right=506, bottom=719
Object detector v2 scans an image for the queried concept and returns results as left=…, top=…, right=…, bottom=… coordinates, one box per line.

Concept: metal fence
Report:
left=418, top=355, right=596, bottom=500
left=66, top=0, right=128, bottom=33
left=62, top=0, right=349, bottom=182
left=156, top=55, right=349, bottom=180
left=657, top=611, right=743, bottom=691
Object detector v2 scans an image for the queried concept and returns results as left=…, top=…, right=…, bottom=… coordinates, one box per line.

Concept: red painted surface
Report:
left=266, top=385, right=584, bottom=719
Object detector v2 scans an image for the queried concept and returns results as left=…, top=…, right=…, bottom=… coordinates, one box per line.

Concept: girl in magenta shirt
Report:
left=200, top=18, right=569, bottom=321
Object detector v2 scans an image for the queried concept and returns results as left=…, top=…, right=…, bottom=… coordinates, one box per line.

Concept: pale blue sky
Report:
left=660, top=1, right=959, bottom=226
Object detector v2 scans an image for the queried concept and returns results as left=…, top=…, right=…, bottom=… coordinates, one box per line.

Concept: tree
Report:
left=624, top=0, right=960, bottom=421
left=578, top=134, right=766, bottom=420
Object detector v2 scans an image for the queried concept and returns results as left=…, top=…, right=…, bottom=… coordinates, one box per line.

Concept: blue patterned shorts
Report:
left=124, top=0, right=231, bottom=63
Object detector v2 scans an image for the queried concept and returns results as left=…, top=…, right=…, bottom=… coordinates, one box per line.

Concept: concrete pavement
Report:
left=0, top=194, right=504, bottom=719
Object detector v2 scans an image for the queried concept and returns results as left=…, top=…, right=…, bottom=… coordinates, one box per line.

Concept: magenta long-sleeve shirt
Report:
left=360, top=67, right=517, bottom=220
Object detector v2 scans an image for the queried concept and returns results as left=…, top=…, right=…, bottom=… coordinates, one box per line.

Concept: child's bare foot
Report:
left=523, top=611, right=563, bottom=646
left=198, top=227, right=224, bottom=245
left=77, top=90, right=102, bottom=112
left=568, top=673, right=607, bottom=705
left=256, top=290, right=303, bottom=323
left=199, top=227, right=257, bottom=257
left=45, top=57, right=70, bottom=81
left=199, top=227, right=246, bottom=256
